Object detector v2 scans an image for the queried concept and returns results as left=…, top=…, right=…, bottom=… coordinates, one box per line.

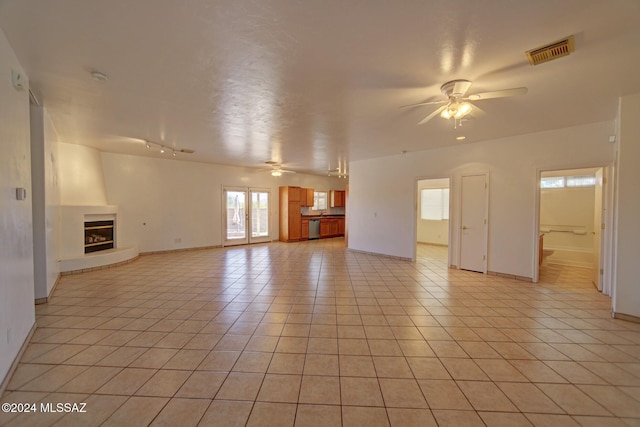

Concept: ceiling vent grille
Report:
left=525, top=36, right=575, bottom=66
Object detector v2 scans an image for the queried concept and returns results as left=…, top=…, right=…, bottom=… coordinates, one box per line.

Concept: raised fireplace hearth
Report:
left=84, top=220, right=115, bottom=253
left=60, top=205, right=138, bottom=273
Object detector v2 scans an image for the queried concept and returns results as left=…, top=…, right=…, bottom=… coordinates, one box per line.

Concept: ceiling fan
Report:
left=327, top=168, right=348, bottom=178
left=263, top=161, right=296, bottom=177
left=403, top=79, right=527, bottom=126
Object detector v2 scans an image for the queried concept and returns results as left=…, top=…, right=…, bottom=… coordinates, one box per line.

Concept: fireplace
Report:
left=84, top=220, right=115, bottom=254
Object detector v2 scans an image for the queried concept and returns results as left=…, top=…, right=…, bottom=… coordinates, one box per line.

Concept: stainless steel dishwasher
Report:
left=308, top=218, right=320, bottom=239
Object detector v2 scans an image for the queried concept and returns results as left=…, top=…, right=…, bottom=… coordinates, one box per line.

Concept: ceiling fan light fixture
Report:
left=271, top=170, right=282, bottom=177
left=441, top=101, right=472, bottom=120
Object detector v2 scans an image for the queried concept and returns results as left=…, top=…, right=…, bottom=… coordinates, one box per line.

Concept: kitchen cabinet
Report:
left=319, top=217, right=344, bottom=238
left=301, top=218, right=309, bottom=240
left=330, top=219, right=338, bottom=235
left=320, top=219, right=331, bottom=237
left=330, top=190, right=346, bottom=207
left=300, top=188, right=314, bottom=207
left=279, top=186, right=302, bottom=242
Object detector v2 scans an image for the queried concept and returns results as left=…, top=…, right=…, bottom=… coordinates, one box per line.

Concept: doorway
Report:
left=459, top=173, right=489, bottom=273
left=223, top=187, right=271, bottom=246
left=416, top=178, right=451, bottom=267
left=536, top=167, right=609, bottom=293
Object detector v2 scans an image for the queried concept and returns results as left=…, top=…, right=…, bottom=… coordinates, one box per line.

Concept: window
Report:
left=540, top=177, right=565, bottom=189
left=541, top=174, right=596, bottom=189
left=566, top=175, right=596, bottom=187
left=420, top=188, right=449, bottom=220
left=313, top=191, right=327, bottom=211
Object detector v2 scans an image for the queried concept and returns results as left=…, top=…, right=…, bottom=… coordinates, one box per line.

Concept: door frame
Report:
left=457, top=172, right=489, bottom=274
left=413, top=176, right=452, bottom=266
left=222, top=186, right=272, bottom=247
left=532, top=163, right=615, bottom=294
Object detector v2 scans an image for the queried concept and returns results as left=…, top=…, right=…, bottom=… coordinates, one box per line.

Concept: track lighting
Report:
left=139, top=139, right=195, bottom=159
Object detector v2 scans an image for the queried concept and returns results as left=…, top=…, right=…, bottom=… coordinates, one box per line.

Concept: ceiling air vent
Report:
left=525, top=35, right=575, bottom=66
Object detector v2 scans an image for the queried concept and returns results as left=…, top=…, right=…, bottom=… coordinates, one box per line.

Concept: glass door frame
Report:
left=222, top=186, right=271, bottom=247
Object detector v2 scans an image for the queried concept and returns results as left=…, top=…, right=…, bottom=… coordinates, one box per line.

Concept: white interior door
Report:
left=223, top=187, right=271, bottom=246
left=592, top=168, right=604, bottom=290
left=459, top=174, right=488, bottom=273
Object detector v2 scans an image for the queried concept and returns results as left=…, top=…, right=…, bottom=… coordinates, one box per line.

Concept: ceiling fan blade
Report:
left=467, top=87, right=528, bottom=101
left=400, top=99, right=447, bottom=109
left=418, top=105, right=447, bottom=125
left=469, top=104, right=486, bottom=118
left=452, top=80, right=472, bottom=97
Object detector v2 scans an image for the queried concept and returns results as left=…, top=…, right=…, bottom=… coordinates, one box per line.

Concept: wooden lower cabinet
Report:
left=320, top=220, right=331, bottom=237
left=330, top=219, right=338, bottom=235
left=319, top=218, right=344, bottom=238
left=301, top=219, right=309, bottom=240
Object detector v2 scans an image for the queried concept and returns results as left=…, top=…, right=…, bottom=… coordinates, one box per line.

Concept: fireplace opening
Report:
left=84, top=220, right=114, bottom=254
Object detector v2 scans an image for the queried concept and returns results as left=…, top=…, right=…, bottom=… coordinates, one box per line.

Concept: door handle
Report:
left=461, top=225, right=468, bottom=230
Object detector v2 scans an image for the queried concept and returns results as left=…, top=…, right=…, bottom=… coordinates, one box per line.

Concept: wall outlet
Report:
left=6, top=327, right=11, bottom=345
left=174, top=238, right=182, bottom=244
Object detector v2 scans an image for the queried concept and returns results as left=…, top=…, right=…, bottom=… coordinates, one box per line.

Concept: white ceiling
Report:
left=1, top=0, right=639, bottom=176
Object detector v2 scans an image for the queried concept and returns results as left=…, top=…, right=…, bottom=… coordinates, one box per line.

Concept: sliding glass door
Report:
left=223, top=187, right=271, bottom=246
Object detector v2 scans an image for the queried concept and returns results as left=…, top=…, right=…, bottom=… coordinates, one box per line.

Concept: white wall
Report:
left=58, top=143, right=108, bottom=206
left=30, top=105, right=61, bottom=300
left=349, top=121, right=616, bottom=279
left=0, top=28, right=35, bottom=385
left=417, top=178, right=449, bottom=245
left=614, top=93, right=640, bottom=318
left=100, top=152, right=345, bottom=253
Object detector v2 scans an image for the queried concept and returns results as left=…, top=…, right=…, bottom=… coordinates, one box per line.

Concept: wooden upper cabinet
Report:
left=306, top=188, right=314, bottom=207
left=330, top=190, right=346, bottom=207
left=300, top=188, right=314, bottom=207
left=289, top=186, right=301, bottom=202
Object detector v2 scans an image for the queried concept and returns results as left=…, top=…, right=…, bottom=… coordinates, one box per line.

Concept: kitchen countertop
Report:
left=302, top=214, right=345, bottom=218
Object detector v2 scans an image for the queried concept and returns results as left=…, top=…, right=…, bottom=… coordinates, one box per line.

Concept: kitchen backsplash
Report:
left=302, top=206, right=346, bottom=216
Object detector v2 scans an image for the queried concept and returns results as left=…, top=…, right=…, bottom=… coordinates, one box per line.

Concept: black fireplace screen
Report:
left=84, top=220, right=114, bottom=254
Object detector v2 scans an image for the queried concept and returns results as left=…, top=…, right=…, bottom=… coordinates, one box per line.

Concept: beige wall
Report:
left=614, top=93, right=640, bottom=318
left=0, top=28, right=35, bottom=385
left=99, top=151, right=346, bottom=253
left=349, top=120, right=616, bottom=278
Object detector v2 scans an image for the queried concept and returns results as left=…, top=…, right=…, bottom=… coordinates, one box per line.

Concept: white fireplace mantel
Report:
left=59, top=205, right=138, bottom=272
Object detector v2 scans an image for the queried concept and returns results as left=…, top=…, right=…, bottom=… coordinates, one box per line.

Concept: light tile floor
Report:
left=2, top=240, right=640, bottom=426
